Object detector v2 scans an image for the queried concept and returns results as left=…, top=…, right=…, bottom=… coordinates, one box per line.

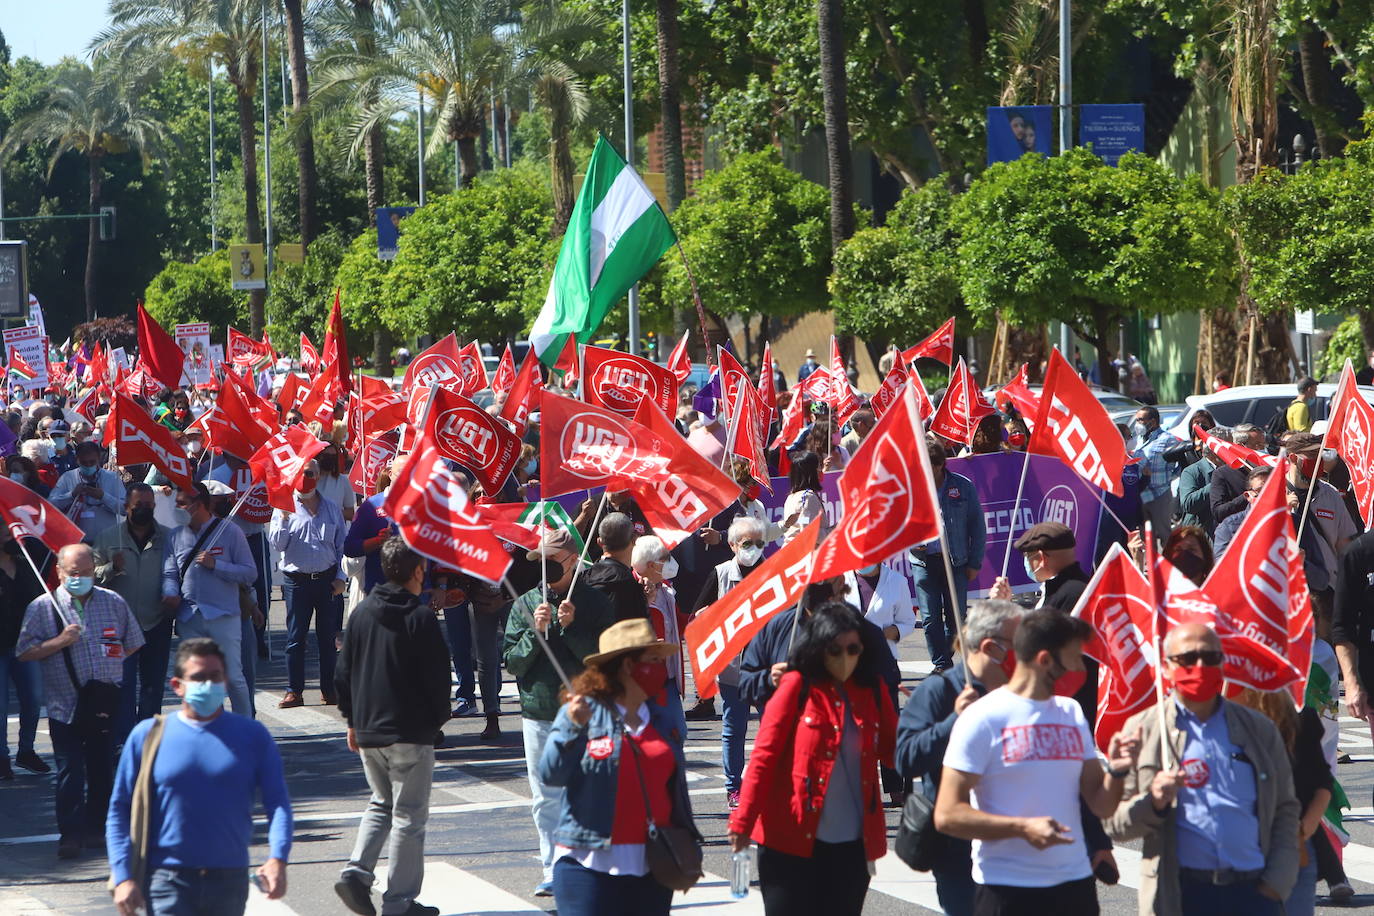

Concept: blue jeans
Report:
left=933, top=864, right=976, bottom=916
left=443, top=604, right=475, bottom=704
left=244, top=531, right=270, bottom=654
left=118, top=617, right=174, bottom=745
left=552, top=856, right=672, bottom=916
left=48, top=717, right=115, bottom=839
left=1285, top=839, right=1318, bottom=916
left=283, top=575, right=338, bottom=696
left=719, top=681, right=749, bottom=793
left=1179, top=876, right=1281, bottom=916
left=912, top=559, right=968, bottom=669
left=0, top=647, right=41, bottom=759
left=147, top=866, right=250, bottom=916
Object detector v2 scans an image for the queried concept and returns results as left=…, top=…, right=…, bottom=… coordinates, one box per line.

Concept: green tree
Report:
left=659, top=150, right=835, bottom=353
left=831, top=182, right=963, bottom=346
left=0, top=57, right=171, bottom=322
left=1315, top=313, right=1361, bottom=380
left=143, top=248, right=248, bottom=338
left=334, top=227, right=396, bottom=370
left=265, top=229, right=349, bottom=345
left=383, top=168, right=555, bottom=343
left=951, top=148, right=1237, bottom=382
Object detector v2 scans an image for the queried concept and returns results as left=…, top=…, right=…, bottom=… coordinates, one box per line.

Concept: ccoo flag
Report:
left=529, top=136, right=677, bottom=369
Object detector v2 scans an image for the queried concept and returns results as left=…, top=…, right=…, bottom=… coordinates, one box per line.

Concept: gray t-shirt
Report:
left=816, top=699, right=864, bottom=843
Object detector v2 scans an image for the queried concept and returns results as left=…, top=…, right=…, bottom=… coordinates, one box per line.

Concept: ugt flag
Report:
left=529, top=136, right=676, bottom=370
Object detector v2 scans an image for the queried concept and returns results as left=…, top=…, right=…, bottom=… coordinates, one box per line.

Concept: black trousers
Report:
left=973, top=875, right=1098, bottom=916
left=757, top=839, right=869, bottom=916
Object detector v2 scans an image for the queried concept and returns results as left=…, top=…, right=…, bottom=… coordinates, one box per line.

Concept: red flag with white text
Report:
left=870, top=353, right=908, bottom=421
left=109, top=394, right=196, bottom=492
left=348, top=428, right=401, bottom=498
left=499, top=352, right=541, bottom=438
left=403, top=333, right=466, bottom=394
left=996, top=364, right=1041, bottom=420
left=382, top=441, right=513, bottom=583
left=811, top=383, right=940, bottom=580
left=248, top=425, right=328, bottom=513
left=772, top=387, right=809, bottom=452
left=1193, top=424, right=1279, bottom=472
left=423, top=386, right=523, bottom=495
left=72, top=387, right=100, bottom=426
left=553, top=335, right=580, bottom=387
left=492, top=344, right=517, bottom=395
left=798, top=366, right=831, bottom=403
left=666, top=329, right=691, bottom=383
left=278, top=373, right=304, bottom=413
left=928, top=357, right=994, bottom=445
left=902, top=317, right=955, bottom=366
left=457, top=341, right=489, bottom=396
left=1324, top=362, right=1374, bottom=527
left=583, top=345, right=679, bottom=418
left=758, top=342, right=778, bottom=420
left=0, top=476, right=85, bottom=553
left=297, top=368, right=339, bottom=426
left=829, top=336, right=859, bottom=428
left=299, top=332, right=319, bottom=375
left=1029, top=349, right=1130, bottom=497
left=631, top=397, right=741, bottom=548
left=718, top=348, right=771, bottom=488
left=229, top=327, right=275, bottom=369
left=684, top=519, right=821, bottom=698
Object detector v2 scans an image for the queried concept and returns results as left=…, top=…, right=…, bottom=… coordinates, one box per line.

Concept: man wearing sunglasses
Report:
left=1105, top=623, right=1300, bottom=916
left=269, top=458, right=348, bottom=709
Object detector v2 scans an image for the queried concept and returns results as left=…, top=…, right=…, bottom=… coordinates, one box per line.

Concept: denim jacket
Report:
left=537, top=695, right=699, bottom=850
left=913, top=470, right=985, bottom=569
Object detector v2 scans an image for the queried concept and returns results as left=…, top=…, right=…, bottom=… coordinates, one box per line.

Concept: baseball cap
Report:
left=526, top=527, right=575, bottom=560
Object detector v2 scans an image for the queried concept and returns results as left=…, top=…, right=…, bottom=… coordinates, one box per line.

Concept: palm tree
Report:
left=282, top=0, right=320, bottom=248
left=94, top=0, right=271, bottom=334
left=655, top=0, right=687, bottom=210
left=0, top=58, right=170, bottom=322
left=818, top=0, right=855, bottom=367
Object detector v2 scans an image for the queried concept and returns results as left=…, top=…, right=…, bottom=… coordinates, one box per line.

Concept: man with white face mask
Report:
left=631, top=534, right=687, bottom=740
left=690, top=516, right=768, bottom=809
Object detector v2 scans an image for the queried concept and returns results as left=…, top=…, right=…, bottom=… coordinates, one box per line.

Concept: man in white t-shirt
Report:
left=935, top=608, right=1141, bottom=916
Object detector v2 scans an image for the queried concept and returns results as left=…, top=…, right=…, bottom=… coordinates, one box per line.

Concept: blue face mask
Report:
left=524, top=460, right=537, bottom=476
left=1023, top=555, right=1039, bottom=583
left=51, top=436, right=66, bottom=450
left=80, top=463, right=99, bottom=478
left=183, top=680, right=227, bottom=717
left=64, top=575, right=94, bottom=597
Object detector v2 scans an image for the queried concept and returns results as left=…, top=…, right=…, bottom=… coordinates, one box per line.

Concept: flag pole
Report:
left=1000, top=450, right=1033, bottom=579
left=502, top=575, right=573, bottom=693
left=17, top=538, right=69, bottom=628
left=1084, top=481, right=1132, bottom=535
left=673, top=241, right=714, bottom=367
left=1143, top=521, right=1174, bottom=770
left=1293, top=375, right=1339, bottom=549
left=915, top=390, right=967, bottom=644
left=564, top=490, right=609, bottom=597
left=719, top=379, right=743, bottom=473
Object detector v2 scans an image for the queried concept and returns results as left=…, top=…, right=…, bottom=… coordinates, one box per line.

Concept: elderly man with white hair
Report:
left=632, top=534, right=688, bottom=740
left=690, top=514, right=768, bottom=808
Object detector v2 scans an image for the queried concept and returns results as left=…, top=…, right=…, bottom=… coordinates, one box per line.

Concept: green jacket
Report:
left=91, top=519, right=171, bottom=631
left=1176, top=457, right=1214, bottom=532
left=503, top=580, right=614, bottom=721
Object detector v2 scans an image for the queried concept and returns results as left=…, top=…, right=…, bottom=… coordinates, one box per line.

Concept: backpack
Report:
left=1265, top=399, right=1298, bottom=446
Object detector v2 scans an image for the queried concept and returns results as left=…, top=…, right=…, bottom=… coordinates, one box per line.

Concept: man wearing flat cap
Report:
left=503, top=527, right=615, bottom=897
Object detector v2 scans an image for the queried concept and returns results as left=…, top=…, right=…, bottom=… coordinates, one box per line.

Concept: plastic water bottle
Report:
left=730, top=850, right=750, bottom=899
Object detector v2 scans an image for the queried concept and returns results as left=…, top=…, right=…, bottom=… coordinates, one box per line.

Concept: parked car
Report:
left=1109, top=403, right=1187, bottom=432
left=981, top=384, right=1142, bottom=418
left=1163, top=383, right=1374, bottom=441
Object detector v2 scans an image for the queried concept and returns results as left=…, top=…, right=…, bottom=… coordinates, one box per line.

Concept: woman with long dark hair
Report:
left=539, top=619, right=700, bottom=915
left=781, top=450, right=827, bottom=544
left=728, top=602, right=896, bottom=915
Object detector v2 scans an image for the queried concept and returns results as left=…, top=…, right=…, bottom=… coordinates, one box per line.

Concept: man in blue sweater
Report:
left=107, top=638, right=292, bottom=916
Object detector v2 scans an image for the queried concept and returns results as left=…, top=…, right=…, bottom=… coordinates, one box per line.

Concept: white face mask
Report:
left=660, top=558, right=679, bottom=580
left=737, top=544, right=763, bottom=566
left=171, top=508, right=191, bottom=527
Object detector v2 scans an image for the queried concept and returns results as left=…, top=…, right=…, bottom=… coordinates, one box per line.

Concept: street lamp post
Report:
left=622, top=0, right=639, bottom=357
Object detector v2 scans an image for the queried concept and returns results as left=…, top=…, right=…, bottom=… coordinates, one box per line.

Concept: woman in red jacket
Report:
left=727, top=601, right=897, bottom=915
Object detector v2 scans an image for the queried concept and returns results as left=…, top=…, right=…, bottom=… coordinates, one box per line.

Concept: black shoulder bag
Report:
left=894, top=672, right=950, bottom=872
left=52, top=604, right=122, bottom=739
left=624, top=725, right=704, bottom=891
left=179, top=519, right=221, bottom=580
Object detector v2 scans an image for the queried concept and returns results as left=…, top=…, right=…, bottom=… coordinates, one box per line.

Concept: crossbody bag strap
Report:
left=621, top=722, right=660, bottom=833
left=178, top=519, right=221, bottom=581
left=51, top=602, right=82, bottom=692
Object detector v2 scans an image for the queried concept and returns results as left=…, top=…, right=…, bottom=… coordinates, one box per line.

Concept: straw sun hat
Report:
left=583, top=619, right=680, bottom=669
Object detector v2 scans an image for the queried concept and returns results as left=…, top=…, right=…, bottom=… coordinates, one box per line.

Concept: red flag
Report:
left=5, top=346, right=38, bottom=383
left=1198, top=463, right=1312, bottom=703
left=1324, top=362, right=1374, bottom=527
left=86, top=343, right=108, bottom=386
left=996, top=364, right=1041, bottom=419
left=0, top=476, right=85, bottom=553
left=72, top=387, right=100, bottom=426
left=870, top=353, right=908, bottom=421
left=630, top=397, right=741, bottom=548
left=771, top=388, right=809, bottom=452
left=828, top=336, right=859, bottom=428
left=249, top=425, right=328, bottom=512
left=348, top=429, right=401, bottom=498
left=357, top=389, right=408, bottom=439
left=1071, top=543, right=1161, bottom=752
left=118, top=364, right=163, bottom=401
left=296, top=367, right=339, bottom=426
left=684, top=518, right=821, bottom=698
left=541, top=391, right=739, bottom=546
left=469, top=503, right=546, bottom=551
left=424, top=387, right=523, bottom=495
left=277, top=373, right=304, bottom=413
left=928, top=357, right=995, bottom=445
left=583, top=345, right=680, bottom=418
left=1029, top=349, right=1131, bottom=497
left=902, top=317, right=956, bottom=366
left=457, top=341, right=489, bottom=396
left=666, top=329, right=691, bottom=383
left=798, top=365, right=831, bottom=402
left=299, top=332, right=319, bottom=375
left=552, top=335, right=580, bottom=386
left=908, top=366, right=934, bottom=420
left=320, top=289, right=351, bottom=395
left=382, top=442, right=513, bottom=583
left=757, top=342, right=778, bottom=420
left=214, top=378, right=275, bottom=460
left=492, top=344, right=517, bottom=395
left=403, top=333, right=465, bottom=394
left=221, top=363, right=278, bottom=432
left=136, top=302, right=186, bottom=392
left=1193, top=424, right=1279, bottom=472
left=108, top=394, right=195, bottom=492
left=811, top=384, right=940, bottom=580
left=718, top=348, right=770, bottom=488
left=498, top=352, right=541, bottom=438
left=228, top=327, right=274, bottom=369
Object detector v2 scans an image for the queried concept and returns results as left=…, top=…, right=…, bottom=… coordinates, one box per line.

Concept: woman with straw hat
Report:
left=538, top=618, right=701, bottom=915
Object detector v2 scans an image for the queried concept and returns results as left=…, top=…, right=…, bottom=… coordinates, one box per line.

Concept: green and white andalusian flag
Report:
left=530, top=136, right=676, bottom=369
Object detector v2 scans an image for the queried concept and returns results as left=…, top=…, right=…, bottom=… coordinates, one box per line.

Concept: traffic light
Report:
left=99, top=206, right=116, bottom=241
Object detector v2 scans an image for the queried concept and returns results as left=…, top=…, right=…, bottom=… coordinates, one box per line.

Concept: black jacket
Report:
left=737, top=606, right=900, bottom=708
left=335, top=581, right=452, bottom=747
left=1333, top=530, right=1374, bottom=685
left=583, top=556, right=648, bottom=622
left=1040, top=563, right=1101, bottom=728
left=1210, top=463, right=1249, bottom=527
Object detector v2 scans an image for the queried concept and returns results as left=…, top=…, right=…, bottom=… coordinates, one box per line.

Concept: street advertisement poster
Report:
left=986, top=105, right=1052, bottom=165
left=377, top=206, right=417, bottom=261
left=3, top=324, right=48, bottom=391
left=1079, top=104, right=1146, bottom=166
left=175, top=322, right=213, bottom=386
left=530, top=451, right=1103, bottom=600
left=229, top=244, right=266, bottom=290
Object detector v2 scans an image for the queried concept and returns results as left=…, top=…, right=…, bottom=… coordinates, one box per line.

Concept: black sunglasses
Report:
left=826, top=642, right=863, bottom=658
left=1168, top=650, right=1224, bottom=667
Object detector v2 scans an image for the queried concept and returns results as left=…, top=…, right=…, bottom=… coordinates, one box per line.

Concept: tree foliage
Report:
left=142, top=248, right=248, bottom=338
left=831, top=182, right=964, bottom=343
